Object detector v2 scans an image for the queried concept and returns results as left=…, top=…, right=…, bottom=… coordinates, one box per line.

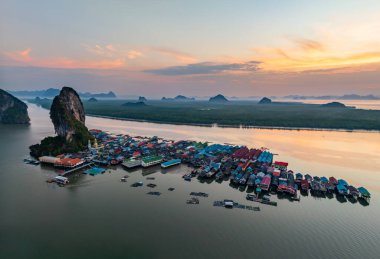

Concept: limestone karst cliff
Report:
left=0, top=89, right=30, bottom=124
left=30, top=87, right=91, bottom=157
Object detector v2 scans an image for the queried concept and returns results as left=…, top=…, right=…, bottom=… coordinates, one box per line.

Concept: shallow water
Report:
left=0, top=104, right=379, bottom=259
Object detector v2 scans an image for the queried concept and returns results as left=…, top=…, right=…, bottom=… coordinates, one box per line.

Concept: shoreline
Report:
left=86, top=114, right=380, bottom=133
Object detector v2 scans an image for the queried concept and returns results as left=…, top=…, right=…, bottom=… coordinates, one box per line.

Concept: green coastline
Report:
left=29, top=99, right=380, bottom=131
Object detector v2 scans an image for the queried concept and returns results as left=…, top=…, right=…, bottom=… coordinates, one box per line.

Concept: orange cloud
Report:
left=127, top=50, right=143, bottom=60
left=2, top=47, right=126, bottom=69
left=34, top=58, right=126, bottom=69
left=4, top=48, right=32, bottom=62
left=152, top=47, right=198, bottom=64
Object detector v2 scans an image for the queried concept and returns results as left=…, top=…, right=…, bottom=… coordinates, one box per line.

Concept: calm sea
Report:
left=0, top=104, right=379, bottom=259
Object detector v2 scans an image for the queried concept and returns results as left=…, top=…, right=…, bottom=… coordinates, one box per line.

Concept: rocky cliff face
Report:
left=30, top=87, right=91, bottom=157
left=0, top=89, right=30, bottom=124
left=50, top=87, right=86, bottom=141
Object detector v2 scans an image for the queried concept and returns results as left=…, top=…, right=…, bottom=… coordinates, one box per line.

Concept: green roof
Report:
left=142, top=155, right=163, bottom=163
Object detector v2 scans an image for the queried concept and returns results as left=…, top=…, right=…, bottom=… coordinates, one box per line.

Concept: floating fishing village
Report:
left=25, top=128, right=371, bottom=209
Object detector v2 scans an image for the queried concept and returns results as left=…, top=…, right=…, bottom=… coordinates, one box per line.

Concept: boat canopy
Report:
left=358, top=187, right=371, bottom=197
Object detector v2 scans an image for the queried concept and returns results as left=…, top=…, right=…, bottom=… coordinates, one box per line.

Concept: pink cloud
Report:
left=4, top=48, right=32, bottom=62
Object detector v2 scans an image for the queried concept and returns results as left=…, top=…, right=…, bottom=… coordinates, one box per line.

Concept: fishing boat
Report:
left=277, top=178, right=288, bottom=192
left=310, top=180, right=321, bottom=193
left=338, top=179, right=348, bottom=186
left=161, top=159, right=181, bottom=168
left=320, top=176, right=328, bottom=184
left=239, top=171, right=251, bottom=185
left=215, top=171, right=224, bottom=180
left=329, top=176, right=338, bottom=185
left=247, top=174, right=257, bottom=187
left=258, top=174, right=271, bottom=191
left=336, top=184, right=348, bottom=196
left=325, top=182, right=335, bottom=192
left=295, top=173, right=303, bottom=183
left=54, top=176, right=69, bottom=185
left=347, top=185, right=359, bottom=198
left=305, top=174, right=312, bottom=183
left=301, top=179, right=309, bottom=191
left=357, top=187, right=371, bottom=201
left=229, top=167, right=241, bottom=180
left=287, top=173, right=295, bottom=188
left=234, top=171, right=245, bottom=184
left=271, top=176, right=279, bottom=188
left=320, top=182, right=327, bottom=193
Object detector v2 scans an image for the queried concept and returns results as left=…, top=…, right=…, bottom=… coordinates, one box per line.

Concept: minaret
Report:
left=94, top=138, right=98, bottom=149
left=88, top=139, right=92, bottom=149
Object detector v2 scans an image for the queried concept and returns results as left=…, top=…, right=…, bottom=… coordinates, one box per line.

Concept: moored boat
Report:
left=329, top=176, right=338, bottom=185
left=357, top=187, right=371, bottom=200
left=347, top=185, right=359, bottom=198
left=300, top=179, right=309, bottom=191
left=336, top=184, right=348, bottom=196
left=295, top=173, right=303, bottom=183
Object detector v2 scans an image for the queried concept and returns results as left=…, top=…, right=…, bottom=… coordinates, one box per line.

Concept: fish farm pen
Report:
left=33, top=128, right=371, bottom=207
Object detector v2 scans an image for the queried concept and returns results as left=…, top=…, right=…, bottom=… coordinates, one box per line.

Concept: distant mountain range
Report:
left=9, top=88, right=117, bottom=98
left=162, top=95, right=195, bottom=101
left=283, top=94, right=379, bottom=100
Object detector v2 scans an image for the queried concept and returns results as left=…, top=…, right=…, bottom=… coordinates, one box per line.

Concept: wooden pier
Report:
left=60, top=162, right=94, bottom=176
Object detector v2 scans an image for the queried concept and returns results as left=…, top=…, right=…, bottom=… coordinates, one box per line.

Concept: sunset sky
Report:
left=1, top=0, right=380, bottom=97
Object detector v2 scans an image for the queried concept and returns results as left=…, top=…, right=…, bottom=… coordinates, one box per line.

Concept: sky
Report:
left=1, top=0, right=380, bottom=97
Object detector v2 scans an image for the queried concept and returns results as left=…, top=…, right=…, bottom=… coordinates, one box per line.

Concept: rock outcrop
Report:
left=138, top=96, right=147, bottom=102
left=162, top=95, right=195, bottom=101
left=50, top=87, right=87, bottom=141
left=209, top=94, right=228, bottom=102
left=320, top=102, right=347, bottom=108
left=258, top=97, right=272, bottom=104
left=88, top=97, right=98, bottom=102
left=30, top=87, right=91, bottom=157
left=0, top=89, right=30, bottom=124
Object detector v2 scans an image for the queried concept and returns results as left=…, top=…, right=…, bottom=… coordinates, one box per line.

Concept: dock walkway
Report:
left=60, top=162, right=94, bottom=176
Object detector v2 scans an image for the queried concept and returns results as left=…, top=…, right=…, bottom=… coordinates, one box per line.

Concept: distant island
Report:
left=162, top=95, right=195, bottom=101
left=0, top=89, right=30, bottom=124
left=138, top=96, right=147, bottom=102
left=258, top=97, right=272, bottom=104
left=9, top=88, right=117, bottom=98
left=88, top=97, right=98, bottom=102
left=320, top=102, right=347, bottom=108
left=209, top=94, right=228, bottom=102
left=122, top=101, right=147, bottom=107
left=29, top=98, right=380, bottom=131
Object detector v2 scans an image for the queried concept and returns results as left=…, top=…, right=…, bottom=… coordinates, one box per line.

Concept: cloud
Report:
left=3, top=48, right=32, bottom=62
left=127, top=50, right=143, bottom=59
left=83, top=44, right=117, bottom=57
left=151, top=47, right=197, bottom=64
left=144, top=61, right=261, bottom=76
left=291, top=38, right=324, bottom=53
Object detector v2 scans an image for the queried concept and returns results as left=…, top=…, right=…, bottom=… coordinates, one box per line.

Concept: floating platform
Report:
left=190, top=192, right=209, bottom=197
left=147, top=191, right=161, bottom=196
left=213, top=200, right=260, bottom=211
left=83, top=167, right=105, bottom=176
